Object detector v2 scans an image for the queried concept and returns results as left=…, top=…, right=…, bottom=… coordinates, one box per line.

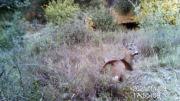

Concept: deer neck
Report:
left=124, top=54, right=134, bottom=67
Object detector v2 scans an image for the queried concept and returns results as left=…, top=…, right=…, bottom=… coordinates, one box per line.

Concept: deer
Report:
left=101, top=39, right=139, bottom=82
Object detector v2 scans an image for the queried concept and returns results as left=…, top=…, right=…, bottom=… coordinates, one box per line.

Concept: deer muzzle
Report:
left=134, top=51, right=139, bottom=55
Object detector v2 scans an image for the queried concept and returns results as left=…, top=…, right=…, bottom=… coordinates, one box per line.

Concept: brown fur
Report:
left=102, top=60, right=119, bottom=68
left=101, top=59, right=132, bottom=82
left=121, top=59, right=133, bottom=71
left=101, top=39, right=138, bottom=82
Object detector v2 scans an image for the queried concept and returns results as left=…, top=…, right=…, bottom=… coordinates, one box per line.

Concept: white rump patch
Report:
left=112, top=76, right=119, bottom=81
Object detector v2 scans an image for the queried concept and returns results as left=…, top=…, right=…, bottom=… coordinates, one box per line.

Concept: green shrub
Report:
left=133, top=0, right=179, bottom=25
left=27, top=32, right=55, bottom=56
left=0, top=11, right=29, bottom=49
left=115, top=0, right=139, bottom=15
left=90, top=5, right=119, bottom=31
left=74, top=0, right=102, bottom=10
left=26, top=13, right=91, bottom=54
left=135, top=26, right=180, bottom=57
left=132, top=0, right=180, bottom=57
left=0, top=30, right=12, bottom=49
left=152, top=28, right=180, bottom=55
left=36, top=0, right=51, bottom=5
left=56, top=13, right=92, bottom=45
left=24, top=23, right=57, bottom=56
left=89, top=0, right=103, bottom=9
left=23, top=0, right=46, bottom=24
left=44, top=0, right=80, bottom=24
left=0, top=0, right=30, bottom=9
left=0, top=46, right=42, bottom=100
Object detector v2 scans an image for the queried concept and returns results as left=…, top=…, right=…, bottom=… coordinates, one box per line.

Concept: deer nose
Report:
left=134, top=53, right=139, bottom=55
left=134, top=51, right=139, bottom=55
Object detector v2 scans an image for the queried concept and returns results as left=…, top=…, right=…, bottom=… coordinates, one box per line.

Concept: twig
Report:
left=0, top=4, right=6, bottom=8
left=0, top=63, right=6, bottom=77
left=127, top=0, right=138, bottom=8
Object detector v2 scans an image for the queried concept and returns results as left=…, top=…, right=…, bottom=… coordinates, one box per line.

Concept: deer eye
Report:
left=129, top=48, right=132, bottom=50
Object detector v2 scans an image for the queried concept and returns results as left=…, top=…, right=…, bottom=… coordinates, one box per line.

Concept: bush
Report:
left=135, top=26, right=180, bottom=58
left=26, top=28, right=55, bottom=56
left=74, top=0, right=103, bottom=10
left=151, top=28, right=180, bottom=55
left=56, top=13, right=92, bottom=45
left=25, top=13, right=92, bottom=55
left=0, top=46, right=42, bottom=100
left=90, top=5, right=119, bottom=31
left=44, top=0, right=80, bottom=24
left=0, top=11, right=29, bottom=49
left=23, top=0, right=46, bottom=24
left=89, top=0, right=103, bottom=9
left=0, top=0, right=30, bottom=9
left=134, top=0, right=179, bottom=25
left=132, top=0, right=180, bottom=57
left=36, top=0, right=51, bottom=5
left=115, top=0, right=139, bottom=15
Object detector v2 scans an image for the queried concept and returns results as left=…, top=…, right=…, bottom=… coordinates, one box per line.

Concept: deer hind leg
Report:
left=119, top=75, right=125, bottom=82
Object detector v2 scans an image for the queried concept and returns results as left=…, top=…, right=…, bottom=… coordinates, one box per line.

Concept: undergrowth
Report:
left=0, top=11, right=29, bottom=49
left=1, top=0, right=180, bottom=101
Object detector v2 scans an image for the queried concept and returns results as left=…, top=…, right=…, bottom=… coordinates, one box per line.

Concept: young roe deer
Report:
left=101, top=39, right=139, bottom=82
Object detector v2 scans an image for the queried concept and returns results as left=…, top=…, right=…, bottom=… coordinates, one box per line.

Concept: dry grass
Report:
left=35, top=42, right=127, bottom=100
left=1, top=25, right=180, bottom=100
left=25, top=27, right=179, bottom=100
left=25, top=28, right=178, bottom=100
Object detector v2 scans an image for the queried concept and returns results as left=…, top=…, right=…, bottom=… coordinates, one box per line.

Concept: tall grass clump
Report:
left=44, top=0, right=80, bottom=25
left=90, top=5, right=119, bottom=31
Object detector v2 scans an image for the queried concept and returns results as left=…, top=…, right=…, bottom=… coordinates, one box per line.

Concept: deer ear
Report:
left=131, top=36, right=136, bottom=43
left=122, top=39, right=128, bottom=46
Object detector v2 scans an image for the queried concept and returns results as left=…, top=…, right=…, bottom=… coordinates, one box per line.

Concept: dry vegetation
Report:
left=1, top=0, right=180, bottom=101
left=2, top=26, right=180, bottom=100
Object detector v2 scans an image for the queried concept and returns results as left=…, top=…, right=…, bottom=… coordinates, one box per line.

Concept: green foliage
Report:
left=90, top=5, right=119, bottom=31
left=23, top=0, right=45, bottom=23
left=44, top=0, right=80, bottom=24
left=136, top=26, right=180, bottom=57
left=132, top=0, right=180, bottom=57
left=0, top=11, right=29, bottom=49
left=151, top=28, right=180, bottom=56
left=0, top=46, right=42, bottom=100
left=134, top=0, right=179, bottom=25
left=115, top=0, right=139, bottom=15
left=26, top=31, right=55, bottom=56
left=89, top=0, right=103, bottom=9
left=74, top=0, right=103, bottom=10
left=0, top=0, right=30, bottom=9
left=0, top=10, right=14, bottom=21
left=26, top=13, right=91, bottom=55
left=57, top=13, right=92, bottom=45
left=36, top=0, right=51, bottom=5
